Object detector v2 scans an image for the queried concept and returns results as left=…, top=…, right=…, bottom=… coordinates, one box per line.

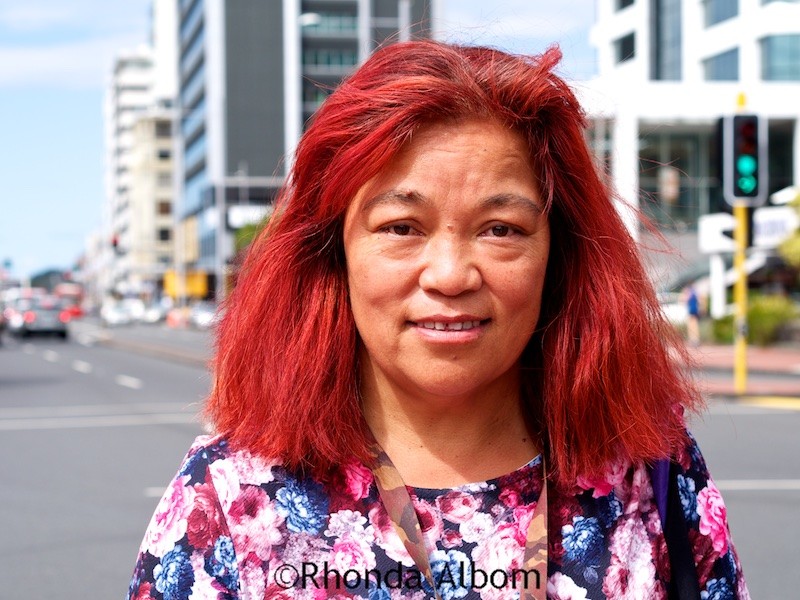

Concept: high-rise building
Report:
left=100, top=0, right=178, bottom=301
left=175, top=0, right=435, bottom=301
left=583, top=0, right=799, bottom=277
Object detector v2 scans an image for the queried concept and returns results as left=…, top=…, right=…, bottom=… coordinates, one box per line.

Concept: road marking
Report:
left=23, top=344, right=35, bottom=354
left=0, top=413, right=198, bottom=431
left=115, top=374, right=143, bottom=389
left=740, top=396, right=800, bottom=411
left=0, top=402, right=196, bottom=418
left=71, top=360, right=93, bottom=374
left=42, top=350, right=59, bottom=362
left=716, top=479, right=800, bottom=491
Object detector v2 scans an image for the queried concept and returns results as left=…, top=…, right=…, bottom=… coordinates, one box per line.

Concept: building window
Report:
left=762, top=35, right=800, bottom=80
left=156, top=122, right=172, bottom=138
left=158, top=149, right=171, bottom=160
left=158, top=201, right=172, bottom=216
left=704, top=0, right=738, bottom=27
left=614, top=33, right=635, bottom=63
left=616, top=0, right=635, bottom=9
left=157, top=228, right=172, bottom=242
left=651, top=0, right=682, bottom=80
left=703, top=47, right=739, bottom=80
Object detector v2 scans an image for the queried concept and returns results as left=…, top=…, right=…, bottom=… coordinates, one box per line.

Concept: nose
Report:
left=418, top=235, right=482, bottom=296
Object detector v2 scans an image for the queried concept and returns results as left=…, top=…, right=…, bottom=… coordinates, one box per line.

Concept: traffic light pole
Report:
left=733, top=201, right=748, bottom=394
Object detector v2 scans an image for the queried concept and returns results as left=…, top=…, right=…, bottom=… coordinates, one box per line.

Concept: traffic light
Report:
left=721, top=114, right=767, bottom=206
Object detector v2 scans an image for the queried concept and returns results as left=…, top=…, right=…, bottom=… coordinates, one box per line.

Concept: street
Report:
left=0, top=328, right=208, bottom=599
left=1, top=323, right=798, bottom=598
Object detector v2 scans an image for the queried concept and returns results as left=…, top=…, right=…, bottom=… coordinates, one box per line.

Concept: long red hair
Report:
left=206, top=40, right=700, bottom=484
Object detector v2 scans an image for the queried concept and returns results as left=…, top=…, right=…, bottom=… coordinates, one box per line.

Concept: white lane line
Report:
left=716, top=479, right=800, bottom=491
left=22, top=344, right=36, bottom=354
left=0, top=402, right=195, bottom=418
left=144, top=487, right=166, bottom=498
left=115, top=374, right=143, bottom=390
left=71, top=360, right=93, bottom=374
left=42, top=350, right=60, bottom=362
left=705, top=403, right=796, bottom=415
left=0, top=413, right=198, bottom=431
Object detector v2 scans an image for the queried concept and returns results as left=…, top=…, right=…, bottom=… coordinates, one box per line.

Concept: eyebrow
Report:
left=360, top=190, right=543, bottom=215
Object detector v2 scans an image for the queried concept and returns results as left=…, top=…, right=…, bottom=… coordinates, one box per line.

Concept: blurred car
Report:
left=100, top=301, right=132, bottom=327
left=6, top=296, right=70, bottom=339
left=189, top=301, right=221, bottom=329
left=142, top=303, right=168, bottom=324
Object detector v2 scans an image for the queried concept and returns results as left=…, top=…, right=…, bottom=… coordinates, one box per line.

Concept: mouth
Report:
left=408, top=318, right=490, bottom=332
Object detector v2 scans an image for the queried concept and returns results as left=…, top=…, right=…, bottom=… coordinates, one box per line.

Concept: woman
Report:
left=127, top=41, right=748, bottom=599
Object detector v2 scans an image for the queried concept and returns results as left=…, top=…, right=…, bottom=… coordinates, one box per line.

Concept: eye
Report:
left=383, top=224, right=414, bottom=236
left=488, top=225, right=511, bottom=237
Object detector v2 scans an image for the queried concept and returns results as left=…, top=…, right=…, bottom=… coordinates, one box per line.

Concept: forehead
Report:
left=348, top=119, right=538, bottom=210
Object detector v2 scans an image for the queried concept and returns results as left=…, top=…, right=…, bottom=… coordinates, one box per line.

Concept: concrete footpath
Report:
left=687, top=343, right=800, bottom=397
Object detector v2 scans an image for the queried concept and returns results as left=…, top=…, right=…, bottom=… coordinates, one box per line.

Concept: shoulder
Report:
left=179, top=434, right=283, bottom=488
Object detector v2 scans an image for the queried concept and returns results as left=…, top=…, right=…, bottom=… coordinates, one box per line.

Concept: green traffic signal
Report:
left=737, top=175, right=757, bottom=195
left=736, top=154, right=757, bottom=176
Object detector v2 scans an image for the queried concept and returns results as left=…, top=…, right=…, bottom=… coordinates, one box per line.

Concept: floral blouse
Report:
left=127, top=431, right=749, bottom=599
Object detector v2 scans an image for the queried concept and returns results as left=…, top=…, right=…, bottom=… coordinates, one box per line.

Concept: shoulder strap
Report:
left=656, top=460, right=702, bottom=600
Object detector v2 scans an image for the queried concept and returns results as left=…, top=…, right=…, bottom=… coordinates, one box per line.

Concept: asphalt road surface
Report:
left=1, top=325, right=798, bottom=598
left=0, top=332, right=208, bottom=599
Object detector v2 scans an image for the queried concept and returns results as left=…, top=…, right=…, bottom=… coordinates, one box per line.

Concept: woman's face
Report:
left=343, top=119, right=550, bottom=404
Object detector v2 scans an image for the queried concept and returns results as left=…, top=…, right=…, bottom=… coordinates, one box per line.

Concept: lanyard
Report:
left=370, top=447, right=548, bottom=599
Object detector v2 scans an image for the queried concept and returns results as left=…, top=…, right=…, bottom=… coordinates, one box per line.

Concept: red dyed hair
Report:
left=206, top=40, right=701, bottom=484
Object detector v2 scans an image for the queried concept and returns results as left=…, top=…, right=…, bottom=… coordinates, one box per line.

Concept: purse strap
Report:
left=650, top=459, right=702, bottom=600
left=370, top=446, right=548, bottom=599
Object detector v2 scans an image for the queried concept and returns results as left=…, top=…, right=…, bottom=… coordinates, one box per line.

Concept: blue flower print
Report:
left=597, top=492, right=623, bottom=531
left=562, top=516, right=604, bottom=566
left=431, top=549, right=471, bottom=600
left=368, top=580, right=392, bottom=600
left=154, top=545, right=195, bottom=600
left=205, top=536, right=239, bottom=591
left=701, top=577, right=734, bottom=600
left=677, top=474, right=698, bottom=523
left=275, top=476, right=330, bottom=534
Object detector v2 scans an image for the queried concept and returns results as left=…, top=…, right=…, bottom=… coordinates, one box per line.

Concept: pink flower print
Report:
left=230, top=498, right=286, bottom=562
left=696, top=480, right=729, bottom=555
left=368, top=505, right=414, bottom=566
left=576, top=457, right=630, bottom=498
left=435, top=490, right=481, bottom=524
left=547, top=572, right=589, bottom=600
left=342, top=461, right=373, bottom=501
left=603, top=513, right=657, bottom=599
left=441, top=529, right=463, bottom=549
left=143, top=475, right=196, bottom=556
left=186, top=482, right=225, bottom=548
left=471, top=523, right=524, bottom=575
left=331, top=536, right=377, bottom=573
left=411, top=497, right=444, bottom=549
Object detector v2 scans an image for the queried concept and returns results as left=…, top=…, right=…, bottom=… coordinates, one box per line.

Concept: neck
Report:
left=361, top=365, right=538, bottom=488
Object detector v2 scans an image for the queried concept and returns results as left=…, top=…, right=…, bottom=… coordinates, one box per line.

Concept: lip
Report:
left=407, top=314, right=490, bottom=341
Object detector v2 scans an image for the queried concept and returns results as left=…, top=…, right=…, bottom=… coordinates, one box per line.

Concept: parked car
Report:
left=189, top=301, right=221, bottom=329
left=100, top=301, right=132, bottom=327
left=6, top=296, right=70, bottom=339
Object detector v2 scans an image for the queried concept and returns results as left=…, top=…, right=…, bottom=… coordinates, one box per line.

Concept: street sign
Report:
left=699, top=212, right=736, bottom=254
left=699, top=207, right=799, bottom=253
left=752, top=205, right=800, bottom=249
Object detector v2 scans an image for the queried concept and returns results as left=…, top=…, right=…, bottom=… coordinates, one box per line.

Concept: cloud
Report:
left=0, top=4, right=74, bottom=31
left=0, top=34, right=146, bottom=89
left=436, top=0, right=595, bottom=47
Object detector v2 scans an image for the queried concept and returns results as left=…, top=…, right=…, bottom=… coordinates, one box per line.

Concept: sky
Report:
left=0, top=0, right=596, bottom=281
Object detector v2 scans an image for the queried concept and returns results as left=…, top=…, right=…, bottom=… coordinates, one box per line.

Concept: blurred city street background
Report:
left=2, top=321, right=800, bottom=598
left=2, top=0, right=800, bottom=598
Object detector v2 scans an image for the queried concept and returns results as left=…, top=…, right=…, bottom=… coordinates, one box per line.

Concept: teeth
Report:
left=418, top=321, right=482, bottom=331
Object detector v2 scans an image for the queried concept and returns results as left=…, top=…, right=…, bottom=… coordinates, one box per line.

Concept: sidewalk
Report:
left=687, top=343, right=800, bottom=397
